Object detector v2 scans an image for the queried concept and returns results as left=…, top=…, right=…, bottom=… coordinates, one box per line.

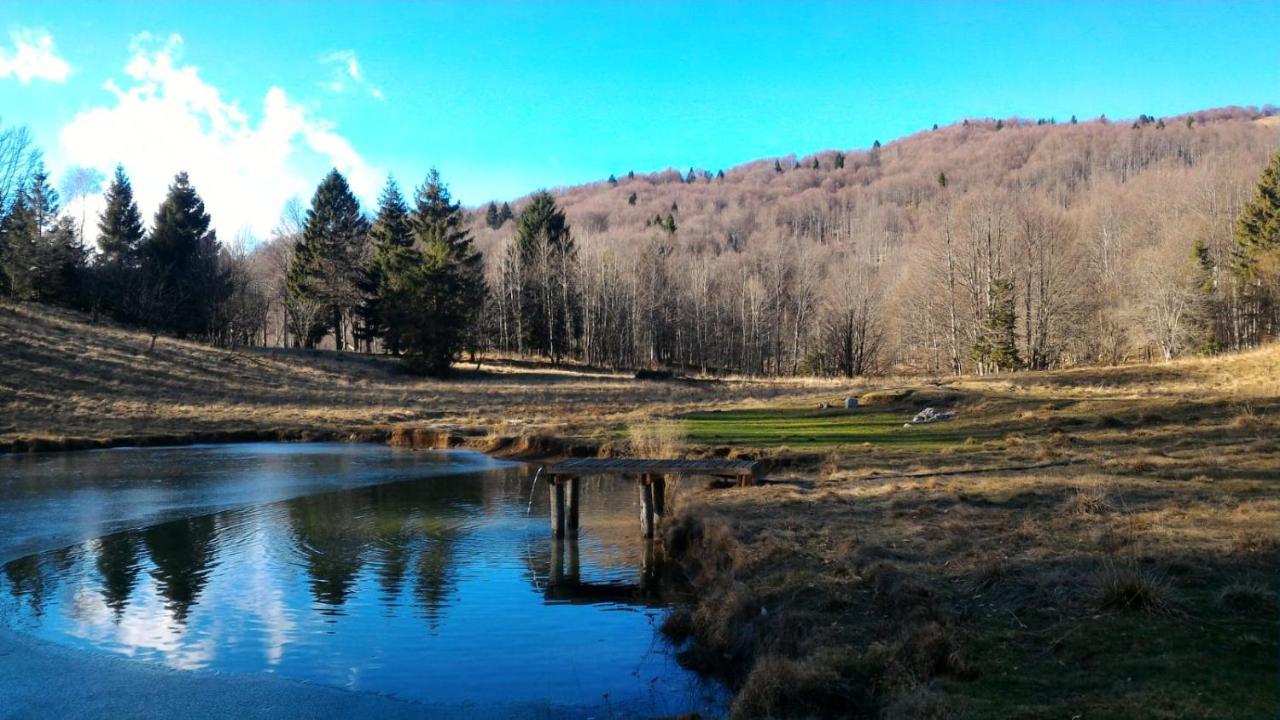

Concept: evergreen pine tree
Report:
left=812, top=157, right=820, bottom=169
left=484, top=201, right=501, bottom=230
left=363, top=177, right=413, bottom=352
left=1190, top=238, right=1223, bottom=354
left=390, top=169, right=486, bottom=375
left=513, top=190, right=576, bottom=362
left=607, top=174, right=618, bottom=186
left=98, top=165, right=145, bottom=267
left=95, top=165, right=146, bottom=318
left=287, top=169, right=369, bottom=349
left=686, top=168, right=696, bottom=184
left=497, top=201, right=514, bottom=226
left=971, top=278, right=1020, bottom=372
left=832, top=153, right=844, bottom=170
left=143, top=172, right=227, bottom=338
left=627, top=191, right=637, bottom=206
left=773, top=159, right=783, bottom=173
left=716, top=169, right=725, bottom=180
left=1233, top=149, right=1280, bottom=340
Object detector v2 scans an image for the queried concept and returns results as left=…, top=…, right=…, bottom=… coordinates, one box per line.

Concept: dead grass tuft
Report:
left=1229, top=403, right=1268, bottom=433
left=1218, top=582, right=1278, bottom=616
left=729, top=654, right=857, bottom=720
left=1092, top=561, right=1173, bottom=614
left=1064, top=484, right=1114, bottom=515
left=1230, top=529, right=1279, bottom=555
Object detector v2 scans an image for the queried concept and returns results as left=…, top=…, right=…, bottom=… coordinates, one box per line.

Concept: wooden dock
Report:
left=541, top=458, right=760, bottom=538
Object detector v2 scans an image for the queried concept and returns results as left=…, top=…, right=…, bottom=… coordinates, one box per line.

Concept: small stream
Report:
left=0, top=443, right=725, bottom=717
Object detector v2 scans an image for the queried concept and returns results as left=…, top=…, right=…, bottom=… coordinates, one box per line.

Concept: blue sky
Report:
left=1, top=1, right=1277, bottom=239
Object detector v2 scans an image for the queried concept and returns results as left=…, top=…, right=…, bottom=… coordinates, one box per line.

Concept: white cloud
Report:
left=59, top=33, right=381, bottom=240
left=321, top=49, right=384, bottom=101
left=0, top=28, right=72, bottom=84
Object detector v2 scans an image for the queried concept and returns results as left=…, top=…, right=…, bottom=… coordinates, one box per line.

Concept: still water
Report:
left=0, top=444, right=724, bottom=717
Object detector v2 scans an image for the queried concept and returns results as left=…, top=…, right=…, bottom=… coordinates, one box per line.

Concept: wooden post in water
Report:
left=639, top=475, right=655, bottom=538
left=567, top=536, right=580, bottom=583
left=550, top=476, right=566, bottom=538
left=565, top=476, right=580, bottom=537
left=550, top=536, right=564, bottom=584
left=651, top=475, right=667, bottom=524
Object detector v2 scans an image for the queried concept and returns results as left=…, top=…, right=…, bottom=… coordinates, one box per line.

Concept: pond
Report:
left=0, top=444, right=725, bottom=718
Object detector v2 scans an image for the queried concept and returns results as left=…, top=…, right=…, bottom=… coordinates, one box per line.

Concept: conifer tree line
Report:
left=1, top=122, right=255, bottom=346
left=3, top=109, right=1280, bottom=377
left=281, top=168, right=485, bottom=374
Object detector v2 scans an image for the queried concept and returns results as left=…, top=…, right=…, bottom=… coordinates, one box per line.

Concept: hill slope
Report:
left=0, top=302, right=802, bottom=452
left=455, top=106, right=1280, bottom=374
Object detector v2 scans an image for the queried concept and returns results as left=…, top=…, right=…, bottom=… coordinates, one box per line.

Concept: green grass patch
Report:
left=682, top=407, right=983, bottom=449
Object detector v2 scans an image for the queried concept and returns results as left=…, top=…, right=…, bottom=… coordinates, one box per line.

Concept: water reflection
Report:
left=94, top=532, right=141, bottom=620
left=144, top=515, right=218, bottom=624
left=0, top=456, right=723, bottom=716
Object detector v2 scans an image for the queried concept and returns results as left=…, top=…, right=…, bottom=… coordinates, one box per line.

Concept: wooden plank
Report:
left=544, top=458, right=759, bottom=478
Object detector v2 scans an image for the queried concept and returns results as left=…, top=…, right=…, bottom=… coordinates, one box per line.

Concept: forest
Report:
left=2, top=105, right=1279, bottom=376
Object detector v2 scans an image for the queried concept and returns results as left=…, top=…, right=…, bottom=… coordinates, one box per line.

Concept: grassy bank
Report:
left=0, top=302, right=832, bottom=454
left=664, top=347, right=1280, bottom=718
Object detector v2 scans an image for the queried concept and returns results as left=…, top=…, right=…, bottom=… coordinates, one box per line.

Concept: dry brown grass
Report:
left=627, top=419, right=687, bottom=459
left=659, top=344, right=1280, bottom=717
left=0, top=302, right=842, bottom=452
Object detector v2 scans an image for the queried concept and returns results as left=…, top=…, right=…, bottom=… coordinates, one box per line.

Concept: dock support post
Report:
left=567, top=536, right=580, bottom=583
left=639, top=476, right=655, bottom=538
left=651, top=475, right=666, bottom=524
left=550, top=476, right=566, bottom=538
left=565, top=476, right=580, bottom=537
left=550, top=537, right=564, bottom=584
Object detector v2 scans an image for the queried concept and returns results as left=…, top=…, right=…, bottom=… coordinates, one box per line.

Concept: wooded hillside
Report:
left=457, top=107, right=1280, bottom=375
left=6, top=106, right=1279, bottom=377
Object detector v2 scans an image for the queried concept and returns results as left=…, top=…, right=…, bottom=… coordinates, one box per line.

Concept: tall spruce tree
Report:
left=484, top=201, right=501, bottom=230
left=95, top=165, right=146, bottom=317
left=143, top=172, right=227, bottom=338
left=1233, top=148, right=1280, bottom=342
left=363, top=177, right=414, bottom=353
left=287, top=169, right=369, bottom=349
left=497, top=202, right=514, bottom=226
left=972, top=277, right=1020, bottom=373
left=512, top=190, right=576, bottom=362
left=390, top=169, right=485, bottom=374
